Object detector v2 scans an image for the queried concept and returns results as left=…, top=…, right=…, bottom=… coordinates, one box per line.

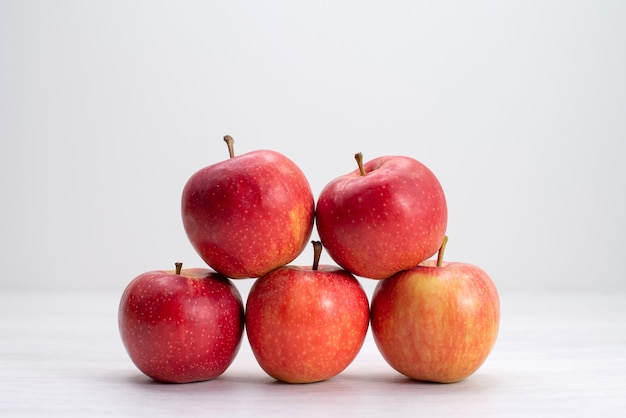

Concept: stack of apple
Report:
left=118, top=136, right=500, bottom=385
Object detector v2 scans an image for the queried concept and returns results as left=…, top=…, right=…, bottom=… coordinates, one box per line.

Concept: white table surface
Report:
left=1, top=288, right=625, bottom=417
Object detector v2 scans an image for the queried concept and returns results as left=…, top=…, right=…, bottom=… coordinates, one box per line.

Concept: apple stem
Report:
left=354, top=152, right=366, bottom=176
left=311, top=241, right=322, bottom=271
left=224, top=135, right=235, bottom=158
left=175, top=262, right=183, bottom=275
left=436, top=236, right=449, bottom=267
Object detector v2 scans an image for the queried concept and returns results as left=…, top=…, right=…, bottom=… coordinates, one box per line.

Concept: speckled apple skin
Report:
left=315, top=155, right=448, bottom=280
left=181, top=150, right=315, bottom=279
left=371, top=261, right=500, bottom=383
left=118, top=268, right=245, bottom=383
left=245, top=265, right=370, bottom=384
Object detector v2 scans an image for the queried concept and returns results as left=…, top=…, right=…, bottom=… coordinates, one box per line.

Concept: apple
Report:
left=118, top=263, right=245, bottom=383
left=181, top=135, right=315, bottom=279
left=370, top=236, right=500, bottom=383
left=245, top=241, right=370, bottom=383
left=315, top=152, right=448, bottom=280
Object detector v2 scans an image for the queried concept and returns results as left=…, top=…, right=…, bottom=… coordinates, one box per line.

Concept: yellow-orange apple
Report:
left=371, top=237, right=500, bottom=383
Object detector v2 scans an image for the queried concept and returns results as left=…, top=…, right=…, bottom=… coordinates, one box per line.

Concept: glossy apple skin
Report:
left=118, top=268, right=245, bottom=383
left=371, top=260, right=500, bottom=383
left=316, top=155, right=447, bottom=280
left=181, top=149, right=315, bottom=279
left=245, top=265, right=370, bottom=383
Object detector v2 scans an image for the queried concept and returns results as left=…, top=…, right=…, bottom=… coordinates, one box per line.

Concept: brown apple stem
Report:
left=311, top=241, right=322, bottom=271
left=354, top=152, right=366, bottom=176
left=224, top=135, right=235, bottom=158
left=436, top=236, right=449, bottom=267
left=175, top=262, right=183, bottom=275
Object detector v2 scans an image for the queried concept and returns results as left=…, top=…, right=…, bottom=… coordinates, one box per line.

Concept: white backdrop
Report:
left=1, top=0, right=625, bottom=295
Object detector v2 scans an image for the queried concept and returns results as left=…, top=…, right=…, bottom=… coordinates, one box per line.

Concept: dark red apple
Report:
left=181, top=135, right=315, bottom=279
left=118, top=263, right=245, bottom=383
left=371, top=237, right=500, bottom=383
left=245, top=242, right=370, bottom=383
left=316, top=152, right=447, bottom=280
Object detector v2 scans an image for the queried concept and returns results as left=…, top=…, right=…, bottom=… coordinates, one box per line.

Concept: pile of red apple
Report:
left=118, top=136, right=500, bottom=385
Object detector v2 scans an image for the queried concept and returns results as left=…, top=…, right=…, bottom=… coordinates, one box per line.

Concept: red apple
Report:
left=245, top=241, right=370, bottom=383
left=118, top=263, right=245, bottom=383
left=370, top=237, right=500, bottom=383
left=316, top=152, right=447, bottom=280
left=181, top=135, right=315, bottom=279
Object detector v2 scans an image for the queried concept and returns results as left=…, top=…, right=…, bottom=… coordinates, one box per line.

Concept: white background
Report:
left=2, top=3, right=626, bottom=417
left=1, top=0, right=625, bottom=296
